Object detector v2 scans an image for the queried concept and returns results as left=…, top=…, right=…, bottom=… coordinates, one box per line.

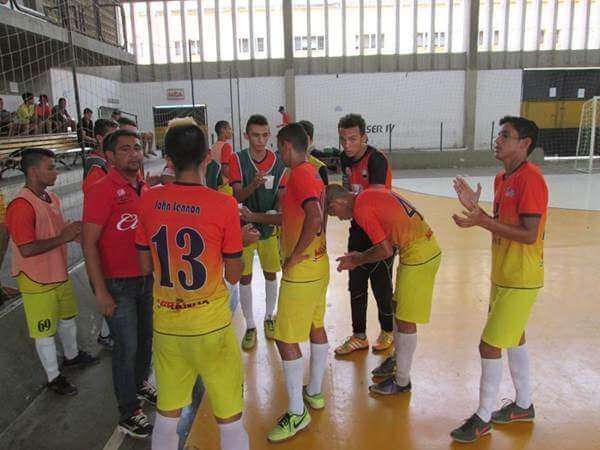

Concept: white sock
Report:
left=58, top=318, right=79, bottom=360
left=152, top=413, right=179, bottom=450
left=227, top=281, right=240, bottom=313
left=282, top=358, right=304, bottom=415
left=239, top=283, right=255, bottom=329
left=35, top=337, right=59, bottom=382
left=307, top=342, right=329, bottom=396
left=394, top=332, right=417, bottom=386
left=508, top=344, right=532, bottom=409
left=476, top=358, right=503, bottom=422
left=264, top=278, right=278, bottom=319
left=100, top=317, right=110, bottom=337
left=219, top=419, right=249, bottom=450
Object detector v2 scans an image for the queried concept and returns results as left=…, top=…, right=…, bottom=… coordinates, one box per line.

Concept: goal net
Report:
left=574, top=96, right=600, bottom=173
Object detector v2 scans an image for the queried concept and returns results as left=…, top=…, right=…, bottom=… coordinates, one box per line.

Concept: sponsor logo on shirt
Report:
left=505, top=187, right=515, bottom=198
left=116, top=213, right=138, bottom=231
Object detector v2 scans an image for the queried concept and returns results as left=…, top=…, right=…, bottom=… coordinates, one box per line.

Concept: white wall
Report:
left=39, top=68, right=523, bottom=153
left=121, top=76, right=285, bottom=148
left=474, top=69, right=523, bottom=150
left=296, top=71, right=466, bottom=150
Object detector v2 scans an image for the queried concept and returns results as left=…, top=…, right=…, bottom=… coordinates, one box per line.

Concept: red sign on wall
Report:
left=166, top=88, right=185, bottom=101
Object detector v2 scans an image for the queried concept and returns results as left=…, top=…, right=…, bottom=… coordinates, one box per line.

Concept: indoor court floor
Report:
left=187, top=169, right=600, bottom=450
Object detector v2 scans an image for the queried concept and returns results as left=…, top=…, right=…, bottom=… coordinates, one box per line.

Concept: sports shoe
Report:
left=267, top=408, right=311, bottom=443
left=47, top=374, right=77, bottom=396
left=62, top=350, right=100, bottom=368
left=97, top=333, right=114, bottom=350
left=242, top=328, right=257, bottom=350
left=368, top=377, right=411, bottom=395
left=136, top=380, right=157, bottom=406
left=118, top=410, right=153, bottom=439
left=334, top=335, right=369, bottom=355
left=450, top=414, right=492, bottom=443
left=303, top=386, right=325, bottom=410
left=372, top=330, right=394, bottom=352
left=371, top=355, right=397, bottom=378
left=264, top=318, right=275, bottom=340
left=491, top=400, right=535, bottom=424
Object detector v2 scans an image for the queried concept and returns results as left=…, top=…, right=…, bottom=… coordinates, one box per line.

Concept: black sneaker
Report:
left=371, top=355, right=397, bottom=378
left=137, top=381, right=157, bottom=406
left=450, top=414, right=492, bottom=443
left=62, top=350, right=100, bottom=368
left=118, top=410, right=153, bottom=439
left=47, top=374, right=78, bottom=396
left=97, top=334, right=114, bottom=350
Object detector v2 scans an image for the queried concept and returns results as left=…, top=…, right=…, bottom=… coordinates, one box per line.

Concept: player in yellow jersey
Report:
left=241, top=123, right=329, bottom=442
left=135, top=120, right=255, bottom=450
left=450, top=116, right=547, bottom=444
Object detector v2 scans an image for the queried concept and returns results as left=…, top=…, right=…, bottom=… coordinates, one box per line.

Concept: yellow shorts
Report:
left=394, top=253, right=441, bottom=324
left=274, top=275, right=329, bottom=343
left=218, top=184, right=233, bottom=196
left=153, top=324, right=244, bottom=419
left=242, top=235, right=281, bottom=276
left=20, top=278, right=78, bottom=339
left=482, top=285, right=539, bottom=349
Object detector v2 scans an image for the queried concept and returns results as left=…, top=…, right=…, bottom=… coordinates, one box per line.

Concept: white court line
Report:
left=102, top=426, right=125, bottom=450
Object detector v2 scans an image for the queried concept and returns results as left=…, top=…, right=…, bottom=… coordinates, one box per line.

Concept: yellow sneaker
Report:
left=372, top=331, right=394, bottom=352
left=264, top=318, right=275, bottom=340
left=334, top=335, right=369, bottom=355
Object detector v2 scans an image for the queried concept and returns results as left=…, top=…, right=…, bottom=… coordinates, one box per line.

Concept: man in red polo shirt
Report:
left=82, top=129, right=154, bottom=439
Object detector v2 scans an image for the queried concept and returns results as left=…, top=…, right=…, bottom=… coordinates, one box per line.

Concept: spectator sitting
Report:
left=0, top=97, right=11, bottom=137
left=78, top=108, right=95, bottom=146
left=36, top=94, right=52, bottom=134
left=13, top=92, right=36, bottom=136
left=110, top=109, right=122, bottom=122
left=51, top=97, right=75, bottom=133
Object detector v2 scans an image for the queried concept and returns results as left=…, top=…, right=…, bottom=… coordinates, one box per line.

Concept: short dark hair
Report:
left=58, top=97, right=66, bottom=104
left=103, top=129, right=140, bottom=153
left=338, top=113, right=366, bottom=135
left=21, top=148, right=54, bottom=174
left=245, top=114, right=269, bottom=133
left=117, top=117, right=137, bottom=128
left=214, top=120, right=230, bottom=136
left=94, top=118, right=118, bottom=138
left=84, top=108, right=92, bottom=115
left=39, top=94, right=48, bottom=102
left=277, top=123, right=308, bottom=153
left=278, top=106, right=285, bottom=113
left=499, top=116, right=539, bottom=155
left=325, top=183, right=351, bottom=204
left=164, top=118, right=208, bottom=172
left=22, top=92, right=33, bottom=102
left=298, top=120, right=314, bottom=140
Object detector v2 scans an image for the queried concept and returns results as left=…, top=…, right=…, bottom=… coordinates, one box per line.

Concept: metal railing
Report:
left=7, top=0, right=129, bottom=51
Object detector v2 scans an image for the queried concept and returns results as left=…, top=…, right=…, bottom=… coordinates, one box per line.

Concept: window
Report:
left=187, top=8, right=197, bottom=16
left=434, top=32, right=445, bottom=48
left=174, top=40, right=181, bottom=56
left=493, top=30, right=499, bottom=46
left=417, top=32, right=429, bottom=48
left=478, top=30, right=484, bottom=46
left=539, top=29, right=546, bottom=47
left=555, top=29, right=561, bottom=48
left=238, top=37, right=250, bottom=53
left=354, top=33, right=383, bottom=49
left=256, top=37, right=265, bottom=52
left=293, top=35, right=325, bottom=51
left=189, top=40, right=201, bottom=55
left=155, top=10, right=164, bottom=17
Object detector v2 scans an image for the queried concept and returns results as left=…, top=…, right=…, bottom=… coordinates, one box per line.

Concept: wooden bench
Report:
left=0, top=133, right=87, bottom=176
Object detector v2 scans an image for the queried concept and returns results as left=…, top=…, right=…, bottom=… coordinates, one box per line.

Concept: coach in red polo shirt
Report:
left=82, top=129, right=154, bottom=439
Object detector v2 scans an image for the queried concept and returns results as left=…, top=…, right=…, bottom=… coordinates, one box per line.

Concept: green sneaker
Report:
left=303, top=386, right=325, bottom=410
left=450, top=414, right=492, bottom=443
left=241, top=328, right=257, bottom=351
left=267, top=408, right=311, bottom=443
left=491, top=400, right=535, bottom=424
left=264, top=318, right=275, bottom=340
